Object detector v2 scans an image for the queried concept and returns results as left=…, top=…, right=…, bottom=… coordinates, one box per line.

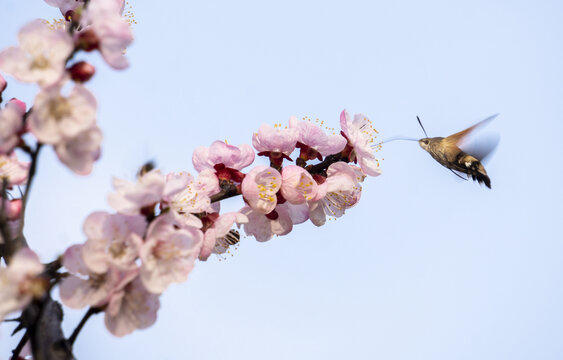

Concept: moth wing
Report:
left=459, top=133, right=500, bottom=163
left=443, top=113, right=499, bottom=146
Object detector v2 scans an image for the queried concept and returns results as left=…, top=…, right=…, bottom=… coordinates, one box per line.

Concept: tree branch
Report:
left=68, top=307, right=103, bottom=346
left=14, top=143, right=43, bottom=254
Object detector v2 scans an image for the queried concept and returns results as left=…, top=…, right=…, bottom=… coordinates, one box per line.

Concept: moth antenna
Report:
left=416, top=116, right=429, bottom=138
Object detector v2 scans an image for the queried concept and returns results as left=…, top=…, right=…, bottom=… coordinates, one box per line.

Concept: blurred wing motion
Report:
left=459, top=133, right=500, bottom=163
left=442, top=113, right=499, bottom=148
left=443, top=114, right=498, bottom=188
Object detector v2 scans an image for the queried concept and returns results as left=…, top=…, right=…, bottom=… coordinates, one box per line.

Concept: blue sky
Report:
left=1, top=0, right=563, bottom=359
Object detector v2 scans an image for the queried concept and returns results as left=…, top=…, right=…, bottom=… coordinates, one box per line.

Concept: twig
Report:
left=308, top=153, right=345, bottom=176
left=11, top=330, right=30, bottom=360
left=210, top=181, right=240, bottom=203
left=0, top=178, right=13, bottom=261
left=68, top=307, right=102, bottom=346
left=16, top=143, right=43, bottom=251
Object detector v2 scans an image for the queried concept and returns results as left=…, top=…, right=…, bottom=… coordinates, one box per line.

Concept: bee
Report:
left=417, top=114, right=499, bottom=188
left=213, top=229, right=241, bottom=260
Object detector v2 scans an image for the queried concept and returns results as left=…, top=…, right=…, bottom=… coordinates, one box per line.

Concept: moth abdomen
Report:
left=456, top=153, right=491, bottom=189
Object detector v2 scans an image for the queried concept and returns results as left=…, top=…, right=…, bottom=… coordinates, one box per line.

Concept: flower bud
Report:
left=8, top=98, right=26, bottom=114
left=76, top=29, right=100, bottom=52
left=4, top=199, right=23, bottom=220
left=68, top=61, right=96, bottom=83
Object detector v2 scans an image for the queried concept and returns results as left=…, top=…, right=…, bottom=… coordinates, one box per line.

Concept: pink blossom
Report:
left=0, top=19, right=73, bottom=87
left=289, top=116, right=347, bottom=158
left=0, top=99, right=26, bottom=154
left=281, top=202, right=309, bottom=225
left=280, top=165, right=318, bottom=204
left=239, top=205, right=293, bottom=242
left=107, top=170, right=166, bottom=216
left=308, top=162, right=364, bottom=226
left=81, top=211, right=146, bottom=274
left=0, top=248, right=45, bottom=321
left=241, top=165, right=282, bottom=214
left=137, top=216, right=202, bottom=294
left=28, top=84, right=97, bottom=144
left=252, top=123, right=298, bottom=156
left=168, top=170, right=220, bottom=228
left=44, top=0, right=85, bottom=16
left=104, top=277, right=160, bottom=337
left=199, top=212, right=248, bottom=261
left=59, top=244, right=138, bottom=309
left=80, top=0, right=134, bottom=70
left=192, top=141, right=254, bottom=172
left=340, top=109, right=382, bottom=177
left=0, top=152, right=30, bottom=187
left=55, top=125, right=102, bottom=175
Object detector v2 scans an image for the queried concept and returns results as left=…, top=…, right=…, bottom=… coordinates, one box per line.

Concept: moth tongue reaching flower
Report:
left=0, top=19, right=73, bottom=87
left=339, top=109, right=382, bottom=177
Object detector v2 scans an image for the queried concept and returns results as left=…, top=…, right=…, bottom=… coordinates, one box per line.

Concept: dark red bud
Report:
left=265, top=210, right=279, bottom=220
left=76, top=29, right=100, bottom=52
left=68, top=61, right=96, bottom=83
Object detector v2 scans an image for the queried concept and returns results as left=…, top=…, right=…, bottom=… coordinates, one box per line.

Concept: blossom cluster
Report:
left=0, top=0, right=134, bottom=332
left=0, top=0, right=385, bottom=347
left=58, top=108, right=381, bottom=336
left=0, top=0, right=133, bottom=176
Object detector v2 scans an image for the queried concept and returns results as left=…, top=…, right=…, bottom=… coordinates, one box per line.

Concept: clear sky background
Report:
left=1, top=0, right=563, bottom=359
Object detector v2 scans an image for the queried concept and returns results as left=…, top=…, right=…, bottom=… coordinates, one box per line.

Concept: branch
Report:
left=68, top=307, right=103, bottom=346
left=11, top=330, right=29, bottom=360
left=29, top=296, right=74, bottom=360
left=0, top=178, right=13, bottom=261
left=308, top=153, right=346, bottom=176
left=210, top=181, right=240, bottom=203
left=14, top=143, right=43, bottom=252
